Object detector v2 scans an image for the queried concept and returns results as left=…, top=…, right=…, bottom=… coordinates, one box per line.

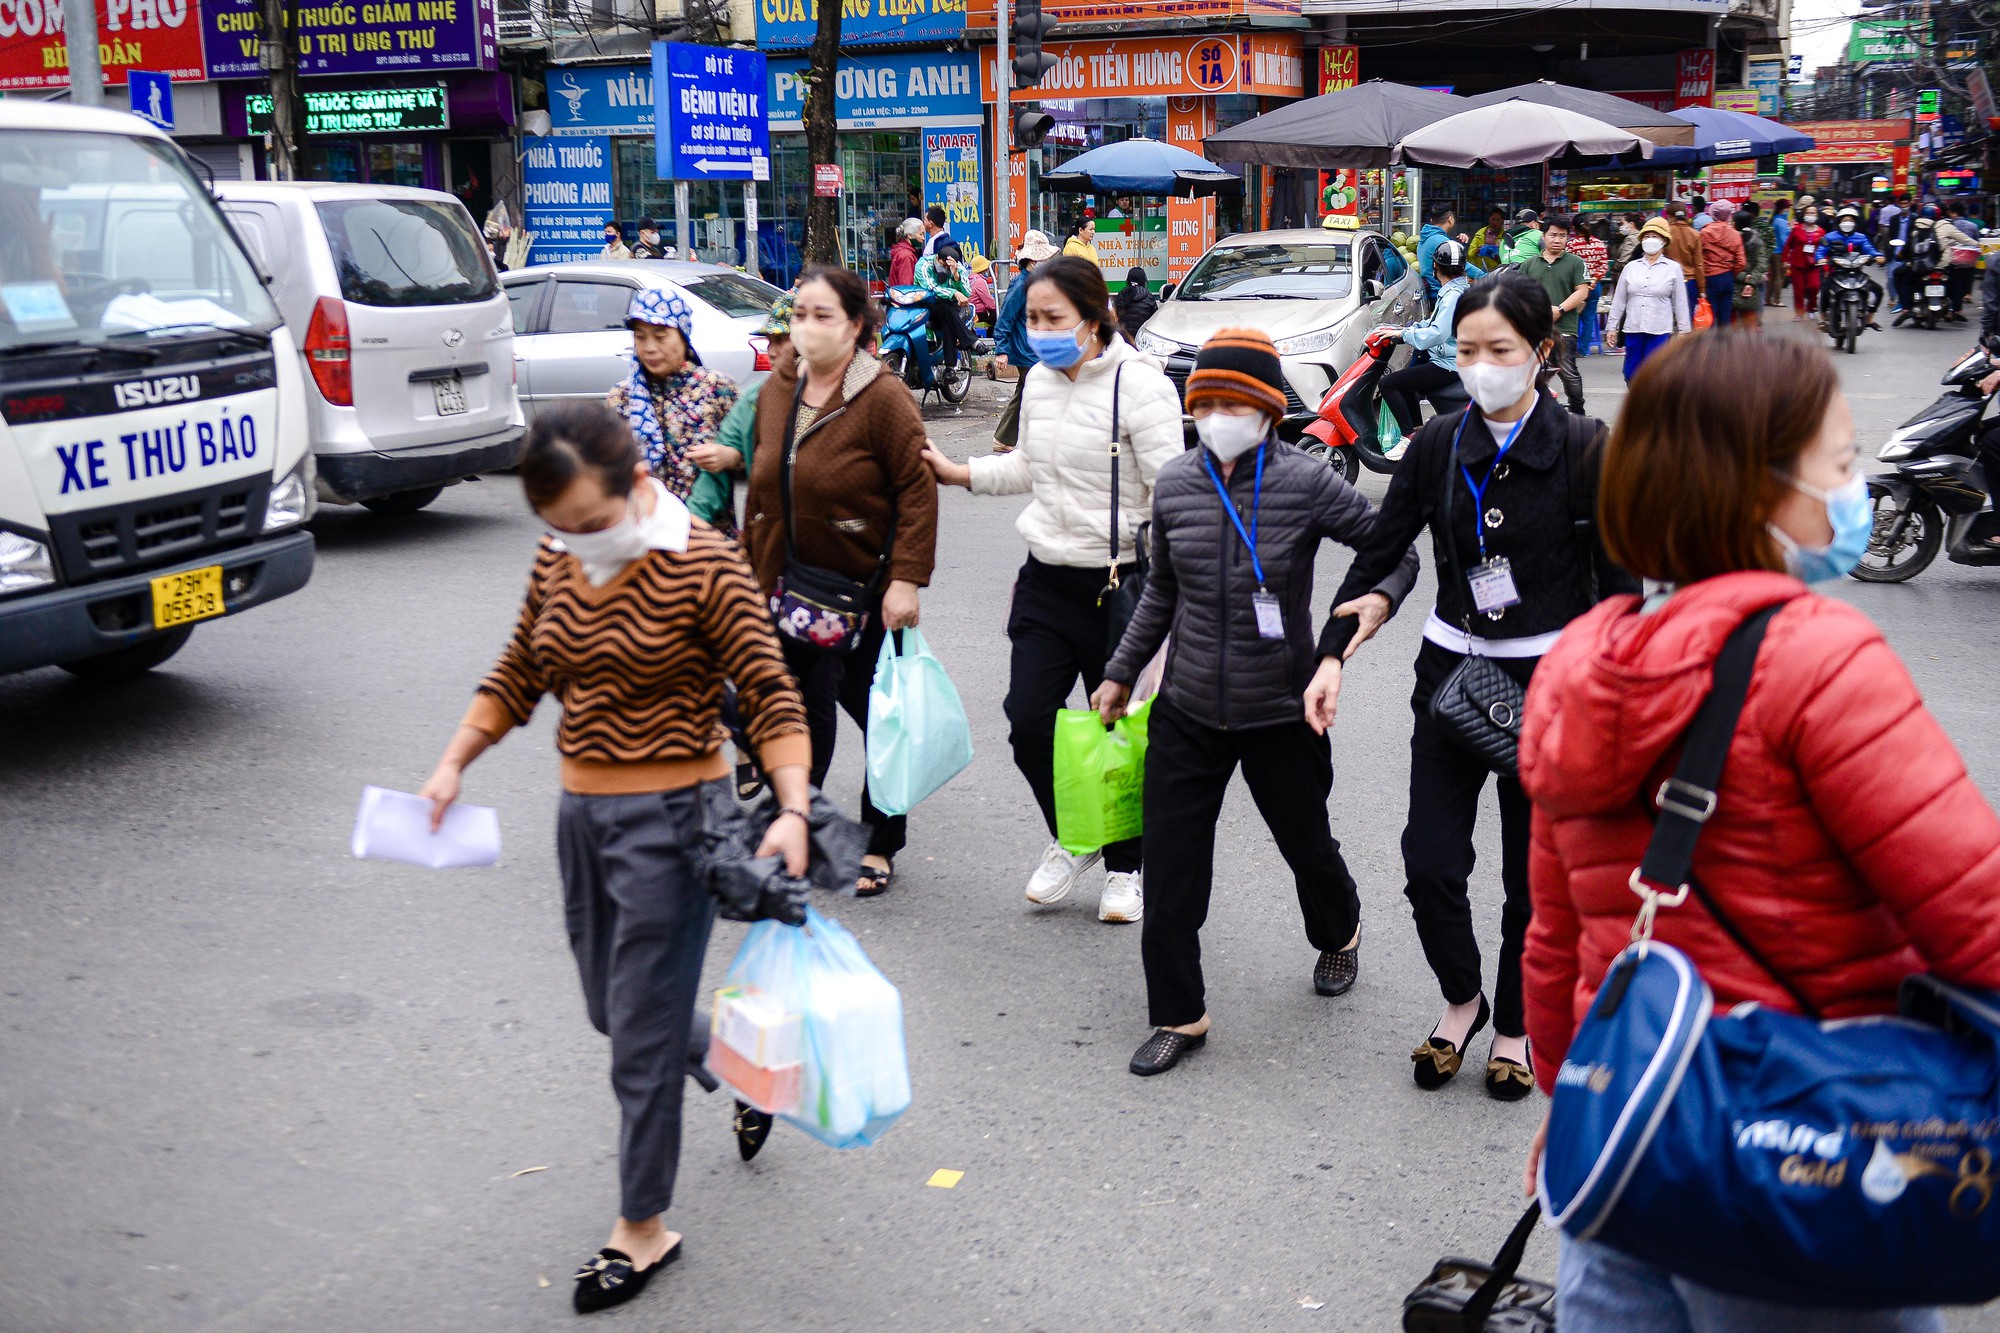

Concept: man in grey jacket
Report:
left=1092, top=328, right=1420, bottom=1077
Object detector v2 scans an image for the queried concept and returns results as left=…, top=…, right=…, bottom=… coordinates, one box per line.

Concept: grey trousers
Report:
left=557, top=784, right=719, bottom=1222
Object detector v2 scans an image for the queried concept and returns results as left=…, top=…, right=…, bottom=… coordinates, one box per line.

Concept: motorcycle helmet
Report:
left=1836, top=205, right=1861, bottom=232
left=1432, top=239, right=1466, bottom=276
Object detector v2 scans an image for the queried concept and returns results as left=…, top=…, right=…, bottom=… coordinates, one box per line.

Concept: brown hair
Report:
left=518, top=400, right=640, bottom=508
left=1598, top=329, right=1840, bottom=585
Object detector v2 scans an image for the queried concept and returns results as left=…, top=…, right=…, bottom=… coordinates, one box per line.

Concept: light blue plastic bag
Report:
left=865, top=628, right=973, bottom=817
left=717, top=907, right=911, bottom=1149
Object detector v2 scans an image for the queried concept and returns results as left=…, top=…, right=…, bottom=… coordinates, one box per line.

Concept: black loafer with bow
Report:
left=1130, top=1028, right=1206, bottom=1076
left=572, top=1241, right=679, bottom=1315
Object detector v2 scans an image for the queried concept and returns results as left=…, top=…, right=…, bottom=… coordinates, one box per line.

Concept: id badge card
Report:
left=1252, top=589, right=1284, bottom=639
left=1467, top=558, right=1521, bottom=615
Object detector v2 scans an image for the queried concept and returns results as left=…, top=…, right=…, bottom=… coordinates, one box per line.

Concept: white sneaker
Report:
left=1383, top=433, right=1410, bottom=462
left=1026, top=842, right=1100, bottom=905
left=1099, top=870, right=1144, bottom=923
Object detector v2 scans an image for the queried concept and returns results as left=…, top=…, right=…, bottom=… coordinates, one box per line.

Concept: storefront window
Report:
left=613, top=140, right=746, bottom=266
left=751, top=132, right=920, bottom=290
left=314, top=141, right=425, bottom=188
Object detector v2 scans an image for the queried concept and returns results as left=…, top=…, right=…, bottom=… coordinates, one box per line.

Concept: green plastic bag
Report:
left=1052, top=697, right=1151, bottom=856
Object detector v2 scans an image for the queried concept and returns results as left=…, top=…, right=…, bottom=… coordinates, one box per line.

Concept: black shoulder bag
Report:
left=769, top=377, right=896, bottom=656
left=1428, top=418, right=1530, bottom=775
left=1402, top=1199, right=1556, bottom=1332
left=1095, top=363, right=1151, bottom=657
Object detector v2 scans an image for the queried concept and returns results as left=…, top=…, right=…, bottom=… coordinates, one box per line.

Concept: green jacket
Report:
left=915, top=254, right=970, bottom=302
left=692, top=377, right=761, bottom=526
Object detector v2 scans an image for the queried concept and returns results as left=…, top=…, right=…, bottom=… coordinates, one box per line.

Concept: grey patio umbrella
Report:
left=1393, top=100, right=1652, bottom=169
left=1202, top=80, right=1470, bottom=169
left=1463, top=81, right=1697, bottom=148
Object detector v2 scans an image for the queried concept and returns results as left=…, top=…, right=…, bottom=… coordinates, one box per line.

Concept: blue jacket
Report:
left=1817, top=230, right=1880, bottom=261
left=993, top=269, right=1036, bottom=368
left=1417, top=223, right=1451, bottom=300
left=1404, top=275, right=1469, bottom=367
left=1771, top=213, right=1791, bottom=252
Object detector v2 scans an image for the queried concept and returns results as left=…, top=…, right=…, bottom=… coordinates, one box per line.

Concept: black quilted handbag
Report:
left=1427, top=432, right=1526, bottom=776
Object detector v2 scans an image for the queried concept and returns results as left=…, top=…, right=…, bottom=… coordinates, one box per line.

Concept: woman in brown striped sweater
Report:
left=419, top=401, right=811, bottom=1315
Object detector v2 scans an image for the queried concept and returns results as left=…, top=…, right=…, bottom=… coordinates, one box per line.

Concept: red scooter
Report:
left=1299, top=326, right=1468, bottom=481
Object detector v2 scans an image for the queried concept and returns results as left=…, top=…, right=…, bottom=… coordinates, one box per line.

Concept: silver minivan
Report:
left=216, top=182, right=523, bottom=513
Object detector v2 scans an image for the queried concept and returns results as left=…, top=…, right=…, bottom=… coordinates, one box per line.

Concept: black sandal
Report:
left=1412, top=994, right=1490, bottom=1091
left=1130, top=1027, right=1206, bottom=1076
left=855, top=862, right=893, bottom=897
left=572, top=1241, right=680, bottom=1314
left=734, top=1099, right=773, bottom=1161
left=1315, top=930, right=1360, bottom=997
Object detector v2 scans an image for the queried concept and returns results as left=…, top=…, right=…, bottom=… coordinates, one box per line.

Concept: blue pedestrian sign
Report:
left=129, top=71, right=174, bottom=131
left=652, top=42, right=769, bottom=183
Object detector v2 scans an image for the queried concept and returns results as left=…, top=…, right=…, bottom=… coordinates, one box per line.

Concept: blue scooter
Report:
left=879, top=285, right=973, bottom=405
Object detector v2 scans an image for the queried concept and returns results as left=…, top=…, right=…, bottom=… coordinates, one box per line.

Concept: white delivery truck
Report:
left=0, top=103, right=315, bottom=679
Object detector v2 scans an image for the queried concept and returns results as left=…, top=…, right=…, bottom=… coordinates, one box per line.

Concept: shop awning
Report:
left=1202, top=80, right=1470, bottom=169
left=1038, top=139, right=1242, bottom=197
left=1462, top=81, right=1696, bottom=148
left=1394, top=100, right=1652, bottom=169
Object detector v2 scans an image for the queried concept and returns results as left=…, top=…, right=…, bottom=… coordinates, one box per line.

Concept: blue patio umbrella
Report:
left=1038, top=138, right=1241, bottom=197
left=1644, top=107, right=1816, bottom=165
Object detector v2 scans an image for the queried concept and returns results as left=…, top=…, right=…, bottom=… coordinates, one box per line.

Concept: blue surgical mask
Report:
left=1769, top=472, right=1871, bottom=583
left=1027, top=321, right=1086, bottom=369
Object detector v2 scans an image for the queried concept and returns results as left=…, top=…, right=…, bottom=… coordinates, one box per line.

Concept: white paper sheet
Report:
left=351, top=785, right=501, bottom=869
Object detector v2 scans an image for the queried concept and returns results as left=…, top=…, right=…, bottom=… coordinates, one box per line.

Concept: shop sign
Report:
left=545, top=63, right=656, bottom=136
left=521, top=135, right=612, bottom=266
left=814, top=164, right=844, bottom=196
left=1848, top=19, right=1921, bottom=64
left=1612, top=90, right=1676, bottom=113
left=653, top=41, right=770, bottom=182
left=1915, top=89, right=1939, bottom=123
left=1319, top=44, right=1357, bottom=95
left=245, top=84, right=450, bottom=134
left=1706, top=161, right=1756, bottom=206
left=768, top=50, right=980, bottom=130
left=1093, top=216, right=1165, bottom=287
left=203, top=0, right=497, bottom=80
left=1969, top=67, right=1997, bottom=130
left=755, top=0, right=964, bottom=50
left=1785, top=118, right=1910, bottom=146
left=1711, top=88, right=1759, bottom=114
left=966, top=0, right=1298, bottom=24
left=1166, top=97, right=1215, bottom=281
left=1745, top=55, right=1782, bottom=116
left=1673, top=49, right=1713, bottom=110
left=980, top=32, right=1303, bottom=102
left=0, top=0, right=204, bottom=90
left=922, top=126, right=985, bottom=258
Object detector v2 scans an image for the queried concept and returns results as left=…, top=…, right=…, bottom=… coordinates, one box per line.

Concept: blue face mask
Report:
left=1027, top=321, right=1086, bottom=369
left=1770, top=472, right=1871, bottom=583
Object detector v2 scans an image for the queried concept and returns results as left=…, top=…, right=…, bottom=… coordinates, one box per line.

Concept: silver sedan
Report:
left=502, top=260, right=784, bottom=420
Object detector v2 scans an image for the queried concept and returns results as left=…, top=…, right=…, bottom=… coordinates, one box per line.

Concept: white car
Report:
left=503, top=261, right=784, bottom=422
left=1134, top=228, right=1425, bottom=430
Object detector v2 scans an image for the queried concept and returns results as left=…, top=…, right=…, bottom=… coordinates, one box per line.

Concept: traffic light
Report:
left=1011, top=0, right=1061, bottom=90
left=1014, top=109, right=1056, bottom=149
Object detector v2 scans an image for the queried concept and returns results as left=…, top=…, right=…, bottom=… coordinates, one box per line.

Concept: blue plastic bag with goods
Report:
left=865, top=628, right=974, bottom=817
left=1051, top=697, right=1151, bottom=856
left=712, top=906, right=911, bottom=1150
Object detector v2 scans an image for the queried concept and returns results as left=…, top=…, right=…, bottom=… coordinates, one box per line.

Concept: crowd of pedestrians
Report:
left=409, top=220, right=2000, bottom=1327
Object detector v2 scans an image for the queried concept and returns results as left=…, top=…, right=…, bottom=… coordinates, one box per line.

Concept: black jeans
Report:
left=928, top=296, right=973, bottom=370
left=782, top=624, right=906, bottom=859
left=557, top=785, right=718, bottom=1221
left=1381, top=358, right=1460, bottom=436
left=1948, top=266, right=1975, bottom=314
left=1004, top=558, right=1141, bottom=873
left=1403, top=641, right=1536, bottom=1038
left=1549, top=331, right=1584, bottom=411
left=1140, top=695, right=1361, bottom=1028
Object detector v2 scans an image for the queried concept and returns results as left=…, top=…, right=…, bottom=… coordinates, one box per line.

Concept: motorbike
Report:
left=1298, top=326, right=1468, bottom=482
left=1822, top=252, right=1877, bottom=354
left=878, top=285, right=972, bottom=406
left=1852, top=344, right=2000, bottom=583
left=1892, top=239, right=1952, bottom=331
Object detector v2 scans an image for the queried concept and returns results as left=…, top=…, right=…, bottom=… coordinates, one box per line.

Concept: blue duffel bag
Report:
left=1539, top=603, right=2000, bottom=1309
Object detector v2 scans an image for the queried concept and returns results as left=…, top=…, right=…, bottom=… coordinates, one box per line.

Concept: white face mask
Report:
left=1194, top=411, right=1268, bottom=463
left=1839, top=220, right=1856, bottom=233
left=790, top=318, right=853, bottom=368
left=1641, top=236, right=1668, bottom=255
left=554, top=497, right=652, bottom=586
left=1457, top=358, right=1540, bottom=417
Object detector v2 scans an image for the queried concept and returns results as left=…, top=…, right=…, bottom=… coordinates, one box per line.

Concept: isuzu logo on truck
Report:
left=112, top=374, right=201, bottom=410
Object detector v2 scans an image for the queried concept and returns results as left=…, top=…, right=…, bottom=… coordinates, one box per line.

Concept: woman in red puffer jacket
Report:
left=1517, top=329, right=2000, bottom=1331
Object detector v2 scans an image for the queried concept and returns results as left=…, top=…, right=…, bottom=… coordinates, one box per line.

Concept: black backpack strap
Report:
left=1634, top=600, right=1822, bottom=1019
left=1563, top=414, right=1602, bottom=607
left=1107, top=362, right=1126, bottom=574
left=1460, top=1201, right=1543, bottom=1326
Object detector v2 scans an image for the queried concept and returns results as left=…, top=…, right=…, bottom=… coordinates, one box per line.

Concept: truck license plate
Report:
left=433, top=374, right=468, bottom=416
left=151, top=564, right=224, bottom=630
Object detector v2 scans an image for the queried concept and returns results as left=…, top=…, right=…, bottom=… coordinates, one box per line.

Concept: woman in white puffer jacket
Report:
left=925, top=257, right=1183, bottom=924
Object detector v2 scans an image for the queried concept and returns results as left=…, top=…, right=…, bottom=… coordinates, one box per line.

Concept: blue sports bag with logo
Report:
left=1538, top=602, right=2000, bottom=1308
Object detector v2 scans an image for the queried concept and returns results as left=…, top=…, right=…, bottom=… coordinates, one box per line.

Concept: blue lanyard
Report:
left=1201, top=443, right=1267, bottom=589
left=1454, top=407, right=1531, bottom=562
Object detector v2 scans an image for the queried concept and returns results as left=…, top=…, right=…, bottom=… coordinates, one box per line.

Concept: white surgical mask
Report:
left=790, top=318, right=853, bottom=368
left=550, top=479, right=690, bottom=585
left=1195, top=411, right=1269, bottom=462
left=1457, top=358, right=1540, bottom=417
left=1839, top=220, right=1856, bottom=233
left=1641, top=236, right=1668, bottom=255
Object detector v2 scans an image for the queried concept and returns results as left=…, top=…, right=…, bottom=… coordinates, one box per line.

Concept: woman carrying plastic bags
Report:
left=418, top=403, right=813, bottom=1315
left=924, top=256, right=1182, bottom=924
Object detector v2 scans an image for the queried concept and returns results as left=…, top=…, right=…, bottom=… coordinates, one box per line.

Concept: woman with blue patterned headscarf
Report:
left=607, top=287, right=740, bottom=534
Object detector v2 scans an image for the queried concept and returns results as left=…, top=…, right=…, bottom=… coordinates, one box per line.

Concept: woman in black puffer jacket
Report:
left=1114, top=266, right=1157, bottom=343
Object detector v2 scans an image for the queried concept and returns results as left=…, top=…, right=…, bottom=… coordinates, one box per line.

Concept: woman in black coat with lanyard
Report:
left=1323, top=272, right=1634, bottom=1101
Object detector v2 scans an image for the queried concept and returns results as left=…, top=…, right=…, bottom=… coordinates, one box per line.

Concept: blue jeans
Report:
left=1577, top=282, right=1601, bottom=352
left=1622, top=330, right=1671, bottom=381
left=1557, top=1235, right=1944, bottom=1333
left=1705, top=272, right=1736, bottom=326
